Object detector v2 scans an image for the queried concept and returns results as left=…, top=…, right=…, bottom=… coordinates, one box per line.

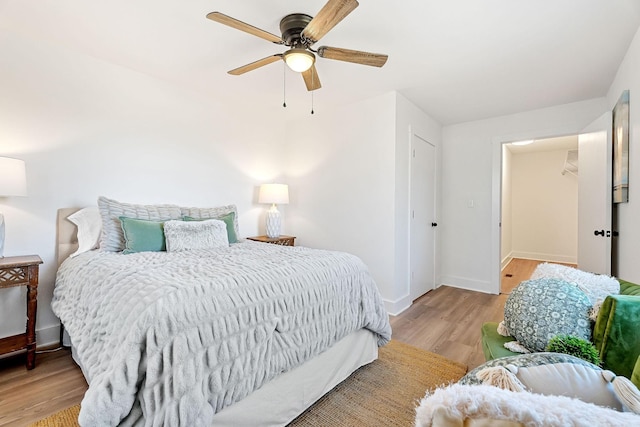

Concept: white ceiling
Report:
left=2, top=0, right=640, bottom=125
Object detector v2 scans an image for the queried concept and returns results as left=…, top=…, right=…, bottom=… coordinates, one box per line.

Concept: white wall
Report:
left=440, top=98, right=607, bottom=294
left=284, top=92, right=397, bottom=306
left=285, top=91, right=442, bottom=314
left=510, top=149, right=578, bottom=264
left=500, top=145, right=513, bottom=268
left=0, top=31, right=286, bottom=345
left=606, top=25, right=640, bottom=283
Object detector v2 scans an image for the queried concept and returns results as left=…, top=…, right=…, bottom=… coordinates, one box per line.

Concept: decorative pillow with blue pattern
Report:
left=503, top=278, right=592, bottom=352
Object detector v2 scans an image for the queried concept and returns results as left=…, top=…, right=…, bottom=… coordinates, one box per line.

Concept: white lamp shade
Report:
left=259, top=184, right=289, bottom=205
left=0, top=157, right=27, bottom=197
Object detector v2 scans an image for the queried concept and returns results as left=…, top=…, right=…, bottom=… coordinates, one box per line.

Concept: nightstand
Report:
left=0, top=255, right=43, bottom=369
left=247, top=235, right=296, bottom=246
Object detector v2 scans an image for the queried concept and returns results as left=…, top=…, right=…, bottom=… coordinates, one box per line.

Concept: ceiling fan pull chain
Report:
left=311, top=72, right=315, bottom=114
left=282, top=62, right=287, bottom=108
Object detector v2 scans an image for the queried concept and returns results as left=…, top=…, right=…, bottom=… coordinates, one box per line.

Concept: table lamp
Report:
left=0, top=157, right=27, bottom=258
left=258, top=184, right=289, bottom=238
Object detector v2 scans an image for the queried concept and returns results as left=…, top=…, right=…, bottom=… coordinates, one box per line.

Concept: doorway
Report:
left=500, top=135, right=579, bottom=293
left=496, top=112, right=613, bottom=293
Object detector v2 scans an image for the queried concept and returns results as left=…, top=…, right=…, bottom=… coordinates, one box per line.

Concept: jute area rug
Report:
left=30, top=340, right=467, bottom=427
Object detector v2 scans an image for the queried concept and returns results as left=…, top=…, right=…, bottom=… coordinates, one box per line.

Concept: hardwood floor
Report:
left=0, top=348, right=86, bottom=426
left=390, top=286, right=506, bottom=370
left=0, top=258, right=550, bottom=426
left=500, top=258, right=576, bottom=294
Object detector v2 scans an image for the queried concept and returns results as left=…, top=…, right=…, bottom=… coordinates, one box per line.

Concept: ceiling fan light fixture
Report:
left=284, top=48, right=315, bottom=72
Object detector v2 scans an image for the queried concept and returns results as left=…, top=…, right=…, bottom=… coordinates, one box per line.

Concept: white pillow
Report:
left=163, top=219, right=229, bottom=252
left=68, top=207, right=101, bottom=257
left=511, top=362, right=622, bottom=410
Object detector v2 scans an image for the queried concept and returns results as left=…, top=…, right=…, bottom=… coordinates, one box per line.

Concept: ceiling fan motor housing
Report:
left=280, top=14, right=312, bottom=47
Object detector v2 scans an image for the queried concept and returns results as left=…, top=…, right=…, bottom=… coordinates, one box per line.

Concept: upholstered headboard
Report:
left=56, top=207, right=81, bottom=268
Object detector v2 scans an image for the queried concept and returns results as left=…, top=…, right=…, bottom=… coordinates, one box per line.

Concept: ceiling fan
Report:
left=206, top=0, right=388, bottom=92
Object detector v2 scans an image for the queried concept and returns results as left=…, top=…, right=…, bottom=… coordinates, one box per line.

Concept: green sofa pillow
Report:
left=593, top=294, right=640, bottom=380
left=619, top=279, right=640, bottom=296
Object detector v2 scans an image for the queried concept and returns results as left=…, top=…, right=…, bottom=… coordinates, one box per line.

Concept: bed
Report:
left=52, top=199, right=392, bottom=427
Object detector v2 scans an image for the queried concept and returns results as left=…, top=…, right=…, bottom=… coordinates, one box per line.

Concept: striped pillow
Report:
left=98, top=196, right=181, bottom=252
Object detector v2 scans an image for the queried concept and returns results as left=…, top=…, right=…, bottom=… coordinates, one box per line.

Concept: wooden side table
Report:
left=0, top=255, right=42, bottom=369
left=247, top=235, right=296, bottom=246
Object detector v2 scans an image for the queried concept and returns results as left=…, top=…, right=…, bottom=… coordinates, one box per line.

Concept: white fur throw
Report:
left=530, top=263, right=619, bottom=310
left=415, top=384, right=640, bottom=427
left=164, top=219, right=229, bottom=251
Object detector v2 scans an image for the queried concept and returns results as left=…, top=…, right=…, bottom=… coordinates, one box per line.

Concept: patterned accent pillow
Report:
left=98, top=196, right=182, bottom=252
left=503, top=278, right=591, bottom=352
left=164, top=219, right=229, bottom=252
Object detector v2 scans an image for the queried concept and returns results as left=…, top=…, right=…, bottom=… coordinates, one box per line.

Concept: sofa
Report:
left=481, top=279, right=640, bottom=387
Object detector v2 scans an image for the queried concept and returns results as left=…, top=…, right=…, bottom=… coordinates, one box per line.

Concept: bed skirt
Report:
left=69, top=328, right=378, bottom=426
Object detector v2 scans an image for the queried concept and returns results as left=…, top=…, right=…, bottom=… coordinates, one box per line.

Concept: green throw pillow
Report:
left=183, top=212, right=238, bottom=244
left=119, top=216, right=166, bottom=254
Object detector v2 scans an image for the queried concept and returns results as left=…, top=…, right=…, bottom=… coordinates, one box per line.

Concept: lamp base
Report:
left=265, top=205, right=281, bottom=238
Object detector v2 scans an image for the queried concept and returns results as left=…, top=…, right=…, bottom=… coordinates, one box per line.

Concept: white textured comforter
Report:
left=52, top=241, right=391, bottom=427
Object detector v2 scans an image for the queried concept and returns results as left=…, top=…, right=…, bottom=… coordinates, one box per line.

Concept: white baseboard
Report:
left=384, top=295, right=412, bottom=316
left=36, top=323, right=61, bottom=348
left=439, top=275, right=497, bottom=295
left=501, top=253, right=514, bottom=271
left=511, top=251, right=577, bottom=265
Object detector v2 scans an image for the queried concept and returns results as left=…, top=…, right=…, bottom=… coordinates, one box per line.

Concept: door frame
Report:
left=490, top=128, right=586, bottom=295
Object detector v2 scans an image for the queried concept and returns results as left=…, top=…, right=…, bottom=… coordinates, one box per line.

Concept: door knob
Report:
left=594, top=230, right=605, bottom=236
left=431, top=222, right=438, bottom=227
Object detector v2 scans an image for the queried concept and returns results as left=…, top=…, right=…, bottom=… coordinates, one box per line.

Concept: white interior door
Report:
left=410, top=134, right=436, bottom=300
left=578, top=112, right=612, bottom=275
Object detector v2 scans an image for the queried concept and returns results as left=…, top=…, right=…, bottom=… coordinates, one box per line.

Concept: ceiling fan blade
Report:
left=228, top=55, right=283, bottom=75
left=302, top=65, right=322, bottom=91
left=301, top=0, right=359, bottom=44
left=206, top=12, right=283, bottom=44
left=318, top=46, right=388, bottom=67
